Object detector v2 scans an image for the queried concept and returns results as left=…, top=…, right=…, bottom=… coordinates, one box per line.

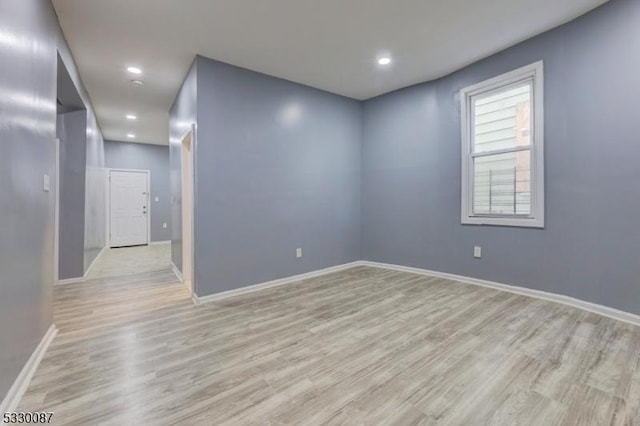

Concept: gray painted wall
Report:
left=362, top=0, right=640, bottom=315
left=192, top=57, right=362, bottom=296
left=105, top=141, right=172, bottom=242
left=169, top=60, right=198, bottom=272
left=0, top=0, right=105, bottom=403
left=57, top=110, right=87, bottom=280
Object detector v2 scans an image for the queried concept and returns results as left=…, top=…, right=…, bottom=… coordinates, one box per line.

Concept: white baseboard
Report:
left=55, top=246, right=107, bottom=286
left=83, top=246, right=107, bottom=280
left=192, top=261, right=361, bottom=305
left=192, top=258, right=640, bottom=326
left=150, top=240, right=171, bottom=246
left=0, top=324, right=57, bottom=413
left=171, top=261, right=183, bottom=282
left=56, top=277, right=84, bottom=286
left=360, top=261, right=640, bottom=327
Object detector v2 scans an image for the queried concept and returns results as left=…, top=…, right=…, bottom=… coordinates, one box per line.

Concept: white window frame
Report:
left=460, top=61, right=545, bottom=228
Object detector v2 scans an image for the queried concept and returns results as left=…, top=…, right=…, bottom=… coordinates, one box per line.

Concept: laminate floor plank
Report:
left=17, top=261, right=640, bottom=425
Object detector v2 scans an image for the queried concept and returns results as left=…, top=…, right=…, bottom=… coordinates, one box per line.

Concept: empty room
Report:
left=1, top=0, right=639, bottom=424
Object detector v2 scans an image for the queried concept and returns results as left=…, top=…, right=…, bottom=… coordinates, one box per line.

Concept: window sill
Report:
left=462, top=216, right=544, bottom=229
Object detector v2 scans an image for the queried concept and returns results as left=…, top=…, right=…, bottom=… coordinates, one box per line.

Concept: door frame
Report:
left=106, top=168, right=151, bottom=248
left=180, top=125, right=196, bottom=295
left=53, top=138, right=60, bottom=285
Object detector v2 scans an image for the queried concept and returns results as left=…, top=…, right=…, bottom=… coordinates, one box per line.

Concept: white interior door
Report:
left=110, top=170, right=149, bottom=248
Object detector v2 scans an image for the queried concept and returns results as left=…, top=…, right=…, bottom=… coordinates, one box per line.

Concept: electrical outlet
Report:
left=474, top=246, right=482, bottom=258
left=162, top=223, right=168, bottom=229
left=43, top=174, right=50, bottom=192
left=296, top=248, right=302, bottom=258
left=155, top=196, right=159, bottom=202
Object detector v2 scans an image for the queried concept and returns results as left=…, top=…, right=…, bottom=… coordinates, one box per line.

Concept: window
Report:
left=460, top=61, right=544, bottom=228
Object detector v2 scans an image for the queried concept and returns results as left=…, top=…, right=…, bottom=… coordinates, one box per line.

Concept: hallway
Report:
left=18, top=266, right=190, bottom=424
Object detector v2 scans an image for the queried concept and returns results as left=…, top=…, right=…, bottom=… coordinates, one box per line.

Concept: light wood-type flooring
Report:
left=18, top=262, right=640, bottom=425
left=86, top=243, right=171, bottom=280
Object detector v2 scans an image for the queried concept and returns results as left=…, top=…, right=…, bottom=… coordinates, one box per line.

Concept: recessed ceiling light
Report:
left=131, top=79, right=144, bottom=87
left=126, top=114, right=137, bottom=120
left=126, top=133, right=135, bottom=138
left=127, top=66, right=142, bottom=74
left=378, top=57, right=391, bottom=66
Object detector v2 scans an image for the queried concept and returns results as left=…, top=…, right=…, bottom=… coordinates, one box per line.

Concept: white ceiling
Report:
left=53, top=0, right=608, bottom=146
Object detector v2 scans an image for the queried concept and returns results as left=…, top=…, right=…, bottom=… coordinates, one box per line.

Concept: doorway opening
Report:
left=97, top=141, right=173, bottom=280
left=56, top=53, right=88, bottom=284
left=95, top=168, right=171, bottom=279
left=181, top=128, right=195, bottom=295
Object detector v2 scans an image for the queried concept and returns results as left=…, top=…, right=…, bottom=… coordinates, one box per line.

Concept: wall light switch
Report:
left=43, top=174, right=50, bottom=192
left=296, top=248, right=302, bottom=258
left=474, top=246, right=482, bottom=258
left=155, top=196, right=159, bottom=202
left=163, top=223, right=168, bottom=229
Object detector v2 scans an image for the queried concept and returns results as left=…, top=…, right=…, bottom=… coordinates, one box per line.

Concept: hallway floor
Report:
left=17, top=264, right=640, bottom=425
left=86, top=243, right=172, bottom=280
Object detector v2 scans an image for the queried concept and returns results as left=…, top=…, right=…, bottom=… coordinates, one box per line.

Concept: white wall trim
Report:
left=192, top=262, right=362, bottom=305
left=83, top=246, right=107, bottom=280
left=56, top=277, right=84, bottom=286
left=56, top=245, right=107, bottom=286
left=171, top=261, right=183, bottom=283
left=53, top=138, right=60, bottom=286
left=191, top=258, right=640, bottom=326
left=360, top=261, right=640, bottom=327
left=0, top=324, right=57, bottom=413
left=180, top=126, right=196, bottom=296
left=150, top=240, right=171, bottom=246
